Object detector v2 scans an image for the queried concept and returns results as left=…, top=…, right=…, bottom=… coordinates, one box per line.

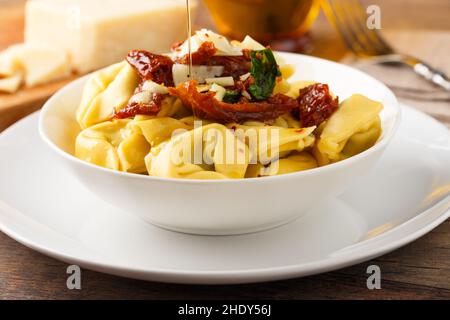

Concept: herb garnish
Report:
left=248, top=49, right=281, bottom=100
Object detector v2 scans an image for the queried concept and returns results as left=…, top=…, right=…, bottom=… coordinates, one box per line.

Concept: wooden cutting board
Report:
left=0, top=76, right=80, bottom=131
left=0, top=1, right=83, bottom=131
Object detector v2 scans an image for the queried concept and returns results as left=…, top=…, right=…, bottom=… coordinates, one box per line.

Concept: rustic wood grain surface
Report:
left=1, top=221, right=449, bottom=300
left=0, top=0, right=449, bottom=300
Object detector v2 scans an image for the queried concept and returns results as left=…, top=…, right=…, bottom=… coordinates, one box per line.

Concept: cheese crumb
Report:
left=205, top=77, right=234, bottom=87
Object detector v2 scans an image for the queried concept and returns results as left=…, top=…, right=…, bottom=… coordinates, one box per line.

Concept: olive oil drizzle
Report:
left=186, top=0, right=193, bottom=78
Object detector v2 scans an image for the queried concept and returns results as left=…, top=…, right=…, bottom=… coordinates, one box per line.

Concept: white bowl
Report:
left=39, top=52, right=401, bottom=235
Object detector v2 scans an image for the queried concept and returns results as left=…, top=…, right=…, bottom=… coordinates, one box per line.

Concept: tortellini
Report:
left=156, top=96, right=191, bottom=118
left=129, top=117, right=192, bottom=147
left=284, top=80, right=317, bottom=99
left=75, top=119, right=150, bottom=172
left=76, top=61, right=139, bottom=129
left=226, top=123, right=316, bottom=165
left=314, top=94, right=383, bottom=165
left=75, top=117, right=194, bottom=173
left=146, top=124, right=250, bottom=179
left=246, top=152, right=318, bottom=178
left=73, top=60, right=384, bottom=179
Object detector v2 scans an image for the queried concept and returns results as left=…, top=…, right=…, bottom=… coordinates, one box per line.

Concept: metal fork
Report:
left=322, top=0, right=450, bottom=91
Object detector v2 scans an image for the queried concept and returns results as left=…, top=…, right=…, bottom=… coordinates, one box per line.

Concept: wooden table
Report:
left=1, top=0, right=449, bottom=299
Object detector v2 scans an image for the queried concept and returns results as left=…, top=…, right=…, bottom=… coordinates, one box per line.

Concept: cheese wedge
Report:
left=25, top=0, right=197, bottom=73
left=0, top=74, right=23, bottom=93
left=0, top=51, right=21, bottom=77
left=0, top=43, right=71, bottom=87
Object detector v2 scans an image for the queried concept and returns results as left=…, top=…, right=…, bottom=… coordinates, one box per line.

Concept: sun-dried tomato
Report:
left=114, top=93, right=164, bottom=119
left=126, top=50, right=174, bottom=87
left=168, top=81, right=298, bottom=123
left=294, top=83, right=339, bottom=127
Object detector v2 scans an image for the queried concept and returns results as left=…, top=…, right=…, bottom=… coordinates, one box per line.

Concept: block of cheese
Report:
left=25, top=0, right=197, bottom=74
left=0, top=43, right=71, bottom=87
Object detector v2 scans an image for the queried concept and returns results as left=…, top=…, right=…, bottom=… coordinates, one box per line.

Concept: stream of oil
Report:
left=186, top=0, right=193, bottom=78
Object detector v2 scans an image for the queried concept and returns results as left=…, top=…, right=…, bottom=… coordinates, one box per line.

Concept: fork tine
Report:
left=321, top=0, right=367, bottom=56
left=346, top=0, right=393, bottom=55
left=335, top=0, right=382, bottom=56
left=323, top=0, right=393, bottom=57
left=339, top=0, right=377, bottom=55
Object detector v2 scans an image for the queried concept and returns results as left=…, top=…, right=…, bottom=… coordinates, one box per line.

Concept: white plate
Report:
left=1, top=105, right=449, bottom=284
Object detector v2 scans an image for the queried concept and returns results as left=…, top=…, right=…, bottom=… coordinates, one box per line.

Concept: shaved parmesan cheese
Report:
left=240, top=35, right=265, bottom=51
left=210, top=83, right=226, bottom=101
left=237, top=35, right=285, bottom=65
left=196, top=84, right=211, bottom=93
left=205, top=76, right=234, bottom=87
left=274, top=53, right=286, bottom=65
left=242, top=90, right=252, bottom=100
left=0, top=74, right=23, bottom=93
left=172, top=64, right=224, bottom=85
left=141, top=80, right=169, bottom=94
left=239, top=72, right=251, bottom=82
left=130, top=91, right=153, bottom=104
left=173, top=29, right=243, bottom=58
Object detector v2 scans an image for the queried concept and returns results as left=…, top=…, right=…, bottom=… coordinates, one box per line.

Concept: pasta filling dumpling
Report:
left=76, top=61, right=139, bottom=129
left=226, top=123, right=316, bottom=165
left=75, top=119, right=150, bottom=173
left=129, top=117, right=192, bottom=147
left=146, top=124, right=250, bottom=179
left=246, top=152, right=318, bottom=178
left=284, top=80, right=317, bottom=99
left=314, top=94, right=383, bottom=165
left=156, top=96, right=191, bottom=119
left=271, top=113, right=301, bottom=129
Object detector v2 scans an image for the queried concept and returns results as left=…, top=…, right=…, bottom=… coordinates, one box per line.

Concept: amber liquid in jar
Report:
left=204, top=0, right=320, bottom=52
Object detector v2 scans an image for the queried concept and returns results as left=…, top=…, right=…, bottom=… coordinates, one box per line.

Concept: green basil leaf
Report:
left=248, top=49, right=281, bottom=100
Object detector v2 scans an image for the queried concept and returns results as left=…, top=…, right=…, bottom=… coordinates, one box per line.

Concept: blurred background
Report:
left=0, top=0, right=449, bottom=130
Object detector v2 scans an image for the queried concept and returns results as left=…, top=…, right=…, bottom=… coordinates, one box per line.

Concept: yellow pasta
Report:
left=227, top=123, right=316, bottom=164
left=117, top=133, right=151, bottom=173
left=285, top=80, right=317, bottom=99
left=147, top=124, right=250, bottom=179
left=76, top=61, right=139, bottom=129
left=273, top=65, right=297, bottom=95
left=272, top=113, right=301, bottom=129
left=314, top=94, right=383, bottom=165
left=156, top=96, right=191, bottom=118
left=72, top=31, right=385, bottom=180
left=279, top=64, right=295, bottom=79
left=75, top=119, right=131, bottom=171
left=246, top=152, right=318, bottom=178
left=340, top=116, right=382, bottom=159
left=129, top=117, right=192, bottom=147
left=75, top=119, right=152, bottom=173
left=273, top=79, right=291, bottom=95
